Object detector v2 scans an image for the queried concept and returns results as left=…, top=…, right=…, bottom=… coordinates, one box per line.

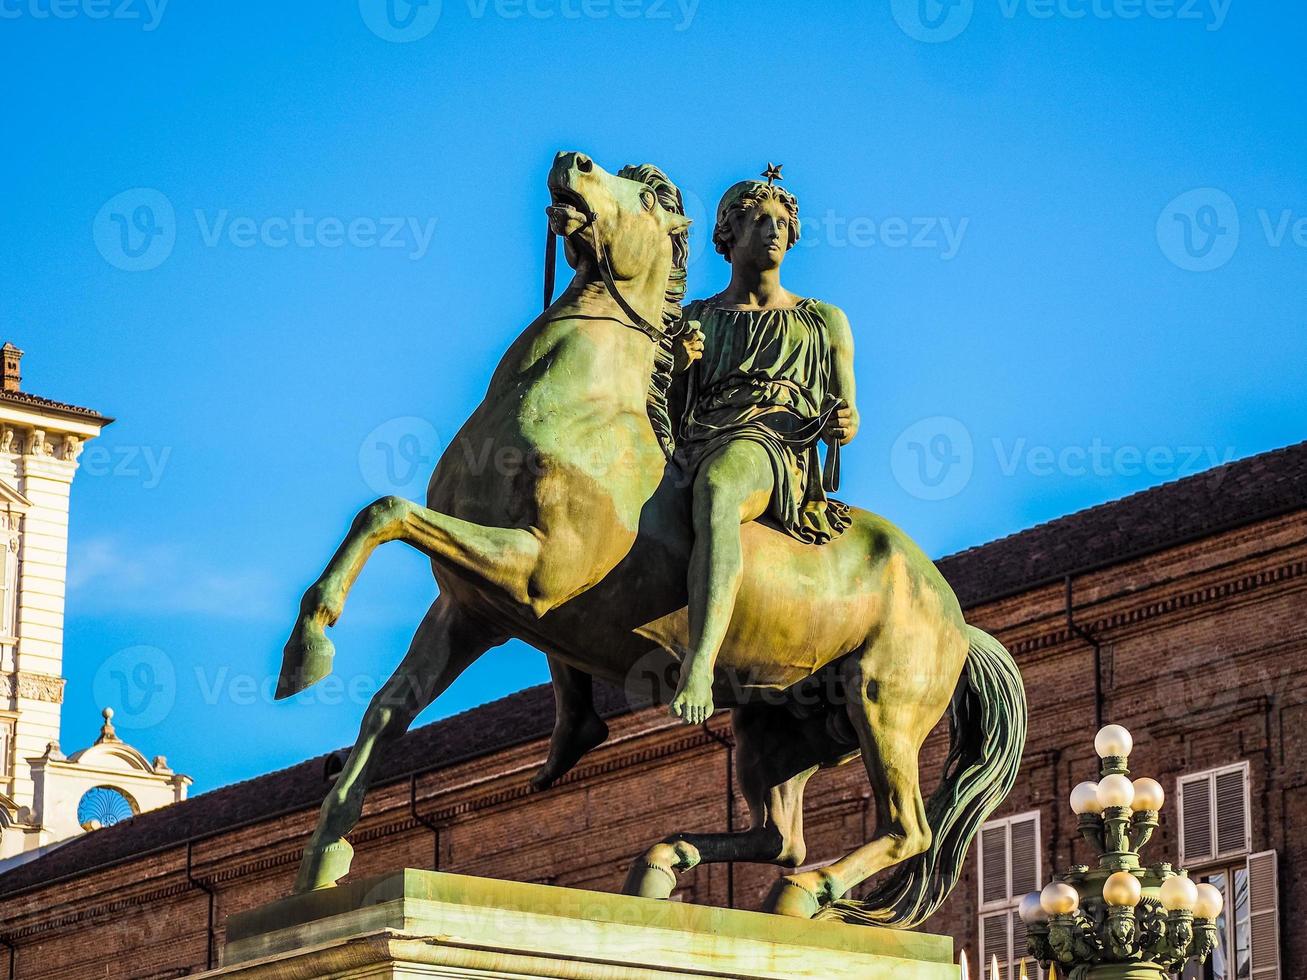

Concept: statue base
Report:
left=202, top=868, right=958, bottom=979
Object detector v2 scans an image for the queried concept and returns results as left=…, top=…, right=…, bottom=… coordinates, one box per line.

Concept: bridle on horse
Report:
left=542, top=206, right=663, bottom=344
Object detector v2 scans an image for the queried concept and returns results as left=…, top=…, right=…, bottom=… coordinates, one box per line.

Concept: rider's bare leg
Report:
left=532, top=657, right=609, bottom=790
left=671, top=441, right=773, bottom=725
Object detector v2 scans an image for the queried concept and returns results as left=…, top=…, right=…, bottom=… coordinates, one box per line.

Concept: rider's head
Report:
left=713, top=180, right=801, bottom=269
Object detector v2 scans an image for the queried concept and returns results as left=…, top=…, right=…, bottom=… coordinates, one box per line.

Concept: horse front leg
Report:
left=295, top=595, right=503, bottom=892
left=279, top=495, right=543, bottom=698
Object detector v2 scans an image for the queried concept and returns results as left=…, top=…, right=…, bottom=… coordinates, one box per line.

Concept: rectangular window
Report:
left=977, top=811, right=1042, bottom=980
left=0, top=538, right=16, bottom=639
left=1178, top=763, right=1251, bottom=866
left=1180, top=852, right=1278, bottom=980
left=0, top=716, right=14, bottom=780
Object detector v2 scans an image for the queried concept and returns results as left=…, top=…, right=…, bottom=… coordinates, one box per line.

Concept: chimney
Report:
left=2, top=343, right=22, bottom=393
left=1, top=342, right=22, bottom=394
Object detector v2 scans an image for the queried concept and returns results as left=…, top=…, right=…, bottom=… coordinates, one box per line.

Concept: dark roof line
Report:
left=1, top=439, right=1304, bottom=899
left=0, top=389, right=113, bottom=425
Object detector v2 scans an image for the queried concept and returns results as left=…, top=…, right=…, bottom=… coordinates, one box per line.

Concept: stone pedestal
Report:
left=203, top=869, right=958, bottom=979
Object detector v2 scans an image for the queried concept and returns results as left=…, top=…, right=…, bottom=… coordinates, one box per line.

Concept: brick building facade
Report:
left=2, top=441, right=1303, bottom=979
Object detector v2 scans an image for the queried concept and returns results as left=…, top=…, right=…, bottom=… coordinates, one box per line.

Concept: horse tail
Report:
left=818, top=624, right=1027, bottom=928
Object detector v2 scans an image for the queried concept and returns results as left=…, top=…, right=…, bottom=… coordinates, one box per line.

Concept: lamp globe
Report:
left=1160, top=874, right=1199, bottom=912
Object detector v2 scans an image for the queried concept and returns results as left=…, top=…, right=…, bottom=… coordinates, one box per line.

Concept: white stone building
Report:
left=0, top=343, right=189, bottom=870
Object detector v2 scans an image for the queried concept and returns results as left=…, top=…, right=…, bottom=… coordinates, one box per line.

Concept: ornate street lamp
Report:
left=1017, top=725, right=1223, bottom=978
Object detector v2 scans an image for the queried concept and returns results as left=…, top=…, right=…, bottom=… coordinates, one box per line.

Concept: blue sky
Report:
left=3, top=1, right=1304, bottom=793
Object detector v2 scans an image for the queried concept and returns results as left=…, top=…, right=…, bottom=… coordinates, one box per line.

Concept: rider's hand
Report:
left=673, top=322, right=705, bottom=373
left=823, top=404, right=858, bottom=445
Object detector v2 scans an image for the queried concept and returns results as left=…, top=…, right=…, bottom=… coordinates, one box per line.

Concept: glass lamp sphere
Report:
left=1132, top=777, right=1165, bottom=812
left=1070, top=781, right=1103, bottom=815
left=1194, top=883, right=1225, bottom=919
left=1095, top=724, right=1134, bottom=759
left=1160, top=874, right=1199, bottom=912
left=1097, top=773, right=1136, bottom=809
left=1102, top=871, right=1142, bottom=907
left=1040, top=882, right=1080, bottom=916
left=1018, top=892, right=1050, bottom=924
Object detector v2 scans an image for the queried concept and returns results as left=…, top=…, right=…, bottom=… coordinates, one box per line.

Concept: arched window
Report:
left=77, top=786, right=138, bottom=830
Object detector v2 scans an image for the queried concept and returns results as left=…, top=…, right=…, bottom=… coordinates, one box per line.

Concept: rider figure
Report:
left=667, top=170, right=859, bottom=724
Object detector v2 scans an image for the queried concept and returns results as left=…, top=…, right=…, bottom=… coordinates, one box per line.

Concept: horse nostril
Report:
left=575, top=154, right=593, bottom=174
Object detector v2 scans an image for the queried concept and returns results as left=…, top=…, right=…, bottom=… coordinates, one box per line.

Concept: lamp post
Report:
left=1018, top=726, right=1221, bottom=979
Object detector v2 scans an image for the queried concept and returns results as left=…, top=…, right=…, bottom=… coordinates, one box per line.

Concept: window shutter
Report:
left=1009, top=815, right=1039, bottom=897
left=1247, top=850, right=1280, bottom=980
left=1010, top=914, right=1034, bottom=980
left=980, top=824, right=1009, bottom=905
left=1179, top=774, right=1214, bottom=865
left=1215, top=767, right=1250, bottom=857
left=979, top=911, right=1010, bottom=976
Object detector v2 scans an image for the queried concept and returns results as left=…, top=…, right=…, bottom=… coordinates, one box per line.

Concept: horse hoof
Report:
left=531, top=714, right=609, bottom=790
left=765, top=874, right=825, bottom=919
left=293, top=838, right=354, bottom=893
left=276, top=620, right=336, bottom=699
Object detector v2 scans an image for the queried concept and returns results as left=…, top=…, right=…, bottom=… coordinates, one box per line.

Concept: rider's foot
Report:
left=531, top=711, right=609, bottom=790
left=669, top=671, right=715, bottom=725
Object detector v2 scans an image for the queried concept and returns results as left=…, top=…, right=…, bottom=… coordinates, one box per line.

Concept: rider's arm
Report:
left=822, top=304, right=860, bottom=445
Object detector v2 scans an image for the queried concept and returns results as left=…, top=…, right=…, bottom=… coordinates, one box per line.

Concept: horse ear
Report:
left=667, top=213, right=691, bottom=234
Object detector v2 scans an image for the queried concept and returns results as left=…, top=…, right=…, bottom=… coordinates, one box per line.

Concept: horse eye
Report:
left=640, top=190, right=657, bottom=211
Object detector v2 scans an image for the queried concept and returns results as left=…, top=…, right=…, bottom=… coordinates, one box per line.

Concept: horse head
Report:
left=547, top=151, right=689, bottom=337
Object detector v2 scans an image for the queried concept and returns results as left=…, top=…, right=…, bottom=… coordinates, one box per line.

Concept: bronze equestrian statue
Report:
left=276, top=151, right=1027, bottom=929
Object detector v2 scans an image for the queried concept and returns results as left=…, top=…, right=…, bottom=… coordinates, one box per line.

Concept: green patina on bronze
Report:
left=276, top=152, right=1027, bottom=929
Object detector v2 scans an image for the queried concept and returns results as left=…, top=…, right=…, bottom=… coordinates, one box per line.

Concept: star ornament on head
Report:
left=761, top=162, right=784, bottom=186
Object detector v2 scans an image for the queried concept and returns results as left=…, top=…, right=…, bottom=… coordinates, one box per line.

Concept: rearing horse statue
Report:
left=277, top=151, right=1027, bottom=928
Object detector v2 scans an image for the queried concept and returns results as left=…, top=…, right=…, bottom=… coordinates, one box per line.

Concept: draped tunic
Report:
left=676, top=298, right=851, bottom=544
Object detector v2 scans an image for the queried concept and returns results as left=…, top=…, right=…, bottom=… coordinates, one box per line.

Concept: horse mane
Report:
left=617, top=163, right=688, bottom=459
